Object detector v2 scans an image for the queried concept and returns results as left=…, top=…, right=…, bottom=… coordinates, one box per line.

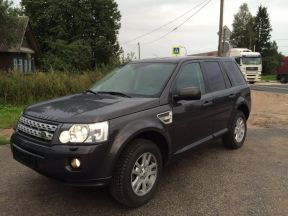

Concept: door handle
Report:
left=202, top=100, right=213, bottom=107
left=228, top=94, right=236, bottom=99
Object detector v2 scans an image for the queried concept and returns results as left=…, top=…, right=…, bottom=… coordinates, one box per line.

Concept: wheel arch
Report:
left=115, top=128, right=171, bottom=166
left=129, top=130, right=170, bottom=165
left=108, top=120, right=173, bottom=178
left=237, top=102, right=250, bottom=120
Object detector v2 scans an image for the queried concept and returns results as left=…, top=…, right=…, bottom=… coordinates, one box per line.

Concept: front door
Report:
left=172, top=62, right=214, bottom=153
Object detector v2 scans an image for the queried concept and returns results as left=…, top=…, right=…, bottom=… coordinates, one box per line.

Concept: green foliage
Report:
left=120, top=51, right=137, bottom=64
left=231, top=4, right=273, bottom=52
left=231, top=4, right=282, bottom=74
left=0, top=137, right=9, bottom=145
left=42, top=40, right=92, bottom=71
left=0, top=70, right=104, bottom=105
left=262, top=41, right=284, bottom=74
left=0, top=0, right=18, bottom=45
left=253, top=6, right=280, bottom=74
left=261, top=74, right=276, bottom=82
left=0, top=105, right=23, bottom=129
left=21, top=0, right=121, bottom=71
left=230, top=3, right=254, bottom=49
left=254, top=6, right=272, bottom=53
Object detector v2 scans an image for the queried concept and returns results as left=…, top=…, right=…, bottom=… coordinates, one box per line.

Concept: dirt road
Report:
left=248, top=91, right=288, bottom=128
left=250, top=83, right=288, bottom=94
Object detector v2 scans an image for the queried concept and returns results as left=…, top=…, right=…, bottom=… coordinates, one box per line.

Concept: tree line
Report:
left=230, top=3, right=283, bottom=74
left=1, top=0, right=121, bottom=71
left=0, top=1, right=284, bottom=74
left=0, top=0, right=19, bottom=44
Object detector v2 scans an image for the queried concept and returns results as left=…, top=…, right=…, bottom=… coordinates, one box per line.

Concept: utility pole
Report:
left=138, top=42, right=141, bottom=60
left=218, top=0, right=224, bottom=57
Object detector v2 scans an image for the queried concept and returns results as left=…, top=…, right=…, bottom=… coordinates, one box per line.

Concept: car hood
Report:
left=24, top=93, right=159, bottom=123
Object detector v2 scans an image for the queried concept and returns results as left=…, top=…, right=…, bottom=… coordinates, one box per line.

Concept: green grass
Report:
left=0, top=71, right=103, bottom=105
left=0, top=105, right=23, bottom=129
left=0, top=137, right=9, bottom=145
left=261, top=74, right=277, bottom=81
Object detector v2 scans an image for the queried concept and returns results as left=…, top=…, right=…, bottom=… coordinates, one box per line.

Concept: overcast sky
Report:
left=13, top=0, right=288, bottom=59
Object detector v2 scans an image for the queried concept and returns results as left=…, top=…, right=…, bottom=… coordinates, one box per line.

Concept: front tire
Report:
left=110, top=139, right=162, bottom=207
left=223, top=111, right=247, bottom=149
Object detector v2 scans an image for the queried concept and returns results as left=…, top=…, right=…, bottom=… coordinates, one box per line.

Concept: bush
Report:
left=262, top=41, right=283, bottom=75
left=0, top=104, right=23, bottom=128
left=42, top=40, right=93, bottom=72
left=0, top=70, right=104, bottom=105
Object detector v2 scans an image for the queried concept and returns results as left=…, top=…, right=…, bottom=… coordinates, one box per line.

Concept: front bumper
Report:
left=10, top=132, right=112, bottom=187
left=244, top=73, right=261, bottom=82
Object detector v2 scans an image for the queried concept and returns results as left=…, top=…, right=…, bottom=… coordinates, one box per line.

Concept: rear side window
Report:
left=202, top=61, right=226, bottom=92
left=223, top=61, right=246, bottom=86
left=175, top=63, right=205, bottom=94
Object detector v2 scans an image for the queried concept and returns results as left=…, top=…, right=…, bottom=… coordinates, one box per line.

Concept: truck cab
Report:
left=228, top=48, right=262, bottom=84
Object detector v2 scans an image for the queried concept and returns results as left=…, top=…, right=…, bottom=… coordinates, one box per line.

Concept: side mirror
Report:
left=174, top=87, right=201, bottom=101
left=235, top=57, right=242, bottom=66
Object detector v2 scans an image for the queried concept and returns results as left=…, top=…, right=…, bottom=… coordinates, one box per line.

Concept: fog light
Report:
left=71, top=158, right=81, bottom=169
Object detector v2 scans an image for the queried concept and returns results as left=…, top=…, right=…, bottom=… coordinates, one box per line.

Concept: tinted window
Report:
left=90, top=63, right=176, bottom=97
left=242, top=57, right=262, bottom=65
left=223, top=61, right=246, bottom=86
left=202, top=62, right=226, bottom=92
left=175, top=63, right=205, bottom=94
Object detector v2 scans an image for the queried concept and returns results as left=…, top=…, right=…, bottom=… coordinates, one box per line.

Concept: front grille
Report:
left=17, top=116, right=58, bottom=141
left=246, top=67, right=258, bottom=71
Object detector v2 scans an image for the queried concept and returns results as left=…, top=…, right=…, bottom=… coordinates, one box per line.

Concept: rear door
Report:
left=201, top=60, right=234, bottom=134
left=221, top=59, right=248, bottom=115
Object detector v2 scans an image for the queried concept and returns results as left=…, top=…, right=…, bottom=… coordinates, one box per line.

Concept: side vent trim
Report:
left=157, top=111, right=173, bottom=124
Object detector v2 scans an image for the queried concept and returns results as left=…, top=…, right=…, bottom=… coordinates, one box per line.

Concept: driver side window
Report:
left=175, top=62, right=205, bottom=94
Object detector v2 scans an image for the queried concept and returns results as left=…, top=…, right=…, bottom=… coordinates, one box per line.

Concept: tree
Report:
left=254, top=5, right=272, bottom=54
left=42, top=40, right=93, bottom=72
left=0, top=0, right=18, bottom=45
left=254, top=6, right=281, bottom=74
left=262, top=41, right=283, bottom=74
left=231, top=4, right=282, bottom=74
left=21, top=0, right=121, bottom=71
left=230, top=3, right=254, bottom=49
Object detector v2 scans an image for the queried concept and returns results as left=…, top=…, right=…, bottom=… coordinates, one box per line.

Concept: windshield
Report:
left=90, top=62, right=176, bottom=97
left=242, top=57, right=262, bottom=65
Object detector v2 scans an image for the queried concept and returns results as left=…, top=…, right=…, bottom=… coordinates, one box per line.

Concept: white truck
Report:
left=227, top=48, right=262, bottom=84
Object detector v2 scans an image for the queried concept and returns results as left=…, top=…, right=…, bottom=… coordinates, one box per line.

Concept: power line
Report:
left=143, top=0, right=213, bottom=45
left=121, top=0, right=211, bottom=45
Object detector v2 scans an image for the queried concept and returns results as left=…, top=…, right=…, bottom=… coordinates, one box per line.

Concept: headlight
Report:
left=59, top=121, right=109, bottom=144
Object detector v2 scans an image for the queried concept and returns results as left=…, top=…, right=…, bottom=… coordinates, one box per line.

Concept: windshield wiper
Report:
left=84, top=89, right=98, bottom=95
left=97, top=91, right=131, bottom=98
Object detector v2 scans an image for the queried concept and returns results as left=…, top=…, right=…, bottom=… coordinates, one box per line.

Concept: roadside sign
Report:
left=172, top=47, right=181, bottom=56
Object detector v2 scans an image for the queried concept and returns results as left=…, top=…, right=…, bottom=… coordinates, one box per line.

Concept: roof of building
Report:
left=0, top=16, right=39, bottom=54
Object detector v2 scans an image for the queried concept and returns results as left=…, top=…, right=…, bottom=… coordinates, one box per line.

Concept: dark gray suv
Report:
left=11, top=57, right=251, bottom=207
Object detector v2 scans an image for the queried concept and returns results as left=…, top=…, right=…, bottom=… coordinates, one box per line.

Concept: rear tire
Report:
left=223, top=111, right=247, bottom=149
left=110, top=139, right=162, bottom=207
